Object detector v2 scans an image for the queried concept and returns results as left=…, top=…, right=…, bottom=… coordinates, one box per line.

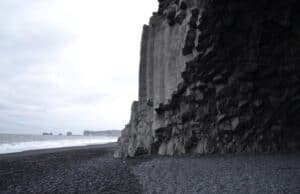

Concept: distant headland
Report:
left=83, top=130, right=121, bottom=137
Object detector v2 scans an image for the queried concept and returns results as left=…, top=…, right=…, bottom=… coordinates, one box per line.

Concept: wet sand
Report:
left=0, top=144, right=299, bottom=194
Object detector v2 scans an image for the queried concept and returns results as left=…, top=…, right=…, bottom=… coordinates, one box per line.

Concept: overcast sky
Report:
left=0, top=0, right=157, bottom=135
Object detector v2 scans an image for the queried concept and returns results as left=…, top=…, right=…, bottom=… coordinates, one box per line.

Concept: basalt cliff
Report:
left=115, top=0, right=300, bottom=157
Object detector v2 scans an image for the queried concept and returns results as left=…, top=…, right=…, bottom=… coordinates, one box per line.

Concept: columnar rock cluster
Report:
left=115, top=0, right=300, bottom=157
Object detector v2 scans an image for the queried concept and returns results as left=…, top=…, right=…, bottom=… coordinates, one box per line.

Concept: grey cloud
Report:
left=0, top=0, right=158, bottom=134
left=0, top=0, right=74, bottom=79
left=0, top=0, right=77, bottom=134
left=0, top=27, right=73, bottom=79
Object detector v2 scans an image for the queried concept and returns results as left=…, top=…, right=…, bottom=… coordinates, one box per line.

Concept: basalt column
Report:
left=139, top=25, right=149, bottom=104
left=115, top=0, right=300, bottom=157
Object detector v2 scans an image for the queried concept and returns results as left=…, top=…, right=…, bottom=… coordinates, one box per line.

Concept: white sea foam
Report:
left=0, top=136, right=118, bottom=154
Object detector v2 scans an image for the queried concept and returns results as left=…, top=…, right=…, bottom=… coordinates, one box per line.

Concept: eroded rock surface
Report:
left=115, top=0, right=300, bottom=157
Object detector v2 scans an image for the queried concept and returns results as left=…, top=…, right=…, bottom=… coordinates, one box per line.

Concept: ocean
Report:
left=0, top=133, right=118, bottom=154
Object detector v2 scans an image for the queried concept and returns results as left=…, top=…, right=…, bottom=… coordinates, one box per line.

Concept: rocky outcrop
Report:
left=114, top=0, right=300, bottom=157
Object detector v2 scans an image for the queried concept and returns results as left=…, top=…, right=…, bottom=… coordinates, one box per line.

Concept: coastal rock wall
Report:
left=115, top=0, right=300, bottom=157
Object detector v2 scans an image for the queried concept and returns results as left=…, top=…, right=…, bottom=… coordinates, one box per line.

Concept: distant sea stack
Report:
left=115, top=0, right=300, bottom=157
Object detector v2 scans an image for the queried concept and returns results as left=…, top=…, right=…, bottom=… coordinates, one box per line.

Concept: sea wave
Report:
left=0, top=136, right=117, bottom=154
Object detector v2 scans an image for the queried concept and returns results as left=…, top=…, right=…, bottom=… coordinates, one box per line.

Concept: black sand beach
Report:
left=0, top=143, right=142, bottom=194
left=0, top=144, right=299, bottom=194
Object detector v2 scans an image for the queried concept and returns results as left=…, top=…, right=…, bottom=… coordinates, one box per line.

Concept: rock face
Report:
left=115, top=0, right=300, bottom=157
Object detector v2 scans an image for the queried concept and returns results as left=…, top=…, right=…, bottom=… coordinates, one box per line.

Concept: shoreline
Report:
left=0, top=142, right=117, bottom=159
left=0, top=144, right=299, bottom=193
left=0, top=142, right=143, bottom=194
